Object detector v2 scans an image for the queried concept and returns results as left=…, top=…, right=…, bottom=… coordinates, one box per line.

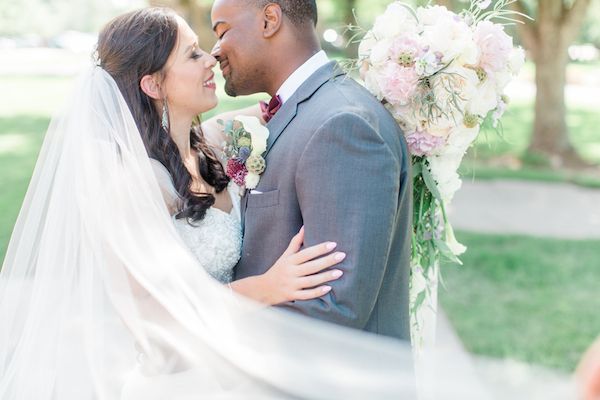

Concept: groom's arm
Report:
left=277, top=111, right=403, bottom=329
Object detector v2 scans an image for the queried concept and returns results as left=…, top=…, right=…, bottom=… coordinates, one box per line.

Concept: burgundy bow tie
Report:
left=260, top=95, right=282, bottom=123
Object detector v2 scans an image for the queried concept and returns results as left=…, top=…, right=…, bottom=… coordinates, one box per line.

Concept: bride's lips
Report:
left=203, top=73, right=216, bottom=90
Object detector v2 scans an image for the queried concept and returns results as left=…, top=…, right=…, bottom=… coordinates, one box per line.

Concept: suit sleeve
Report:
left=276, top=111, right=403, bottom=329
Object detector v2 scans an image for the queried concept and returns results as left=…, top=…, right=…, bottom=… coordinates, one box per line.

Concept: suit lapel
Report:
left=263, top=61, right=346, bottom=158
left=240, top=61, right=345, bottom=232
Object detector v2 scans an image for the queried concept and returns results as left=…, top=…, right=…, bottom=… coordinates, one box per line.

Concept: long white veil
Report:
left=0, top=66, right=423, bottom=399
left=0, top=66, right=578, bottom=399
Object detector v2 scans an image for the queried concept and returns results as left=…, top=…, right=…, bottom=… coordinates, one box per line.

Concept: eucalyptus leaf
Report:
left=421, top=162, right=442, bottom=202
left=412, top=162, right=422, bottom=178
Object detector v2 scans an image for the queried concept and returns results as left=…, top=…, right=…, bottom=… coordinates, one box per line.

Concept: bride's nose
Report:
left=204, top=53, right=217, bottom=69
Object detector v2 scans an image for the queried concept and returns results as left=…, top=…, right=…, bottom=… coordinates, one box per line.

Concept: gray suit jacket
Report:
left=234, top=61, right=412, bottom=341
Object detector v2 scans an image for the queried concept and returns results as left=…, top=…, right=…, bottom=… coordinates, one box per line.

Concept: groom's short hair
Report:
left=253, top=0, right=317, bottom=26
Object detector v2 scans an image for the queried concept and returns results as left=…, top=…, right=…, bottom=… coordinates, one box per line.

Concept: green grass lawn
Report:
left=0, top=76, right=72, bottom=261
left=440, top=231, right=600, bottom=372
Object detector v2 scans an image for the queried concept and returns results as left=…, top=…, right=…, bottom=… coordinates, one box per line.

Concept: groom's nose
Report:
left=211, top=43, right=221, bottom=60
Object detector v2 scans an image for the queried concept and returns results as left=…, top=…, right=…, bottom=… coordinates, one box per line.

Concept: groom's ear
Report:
left=262, top=3, right=283, bottom=39
left=140, top=75, right=162, bottom=100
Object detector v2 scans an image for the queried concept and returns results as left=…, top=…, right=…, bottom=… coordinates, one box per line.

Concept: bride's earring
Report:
left=161, top=99, right=169, bottom=132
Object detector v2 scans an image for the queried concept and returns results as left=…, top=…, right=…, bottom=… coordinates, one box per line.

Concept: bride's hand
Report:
left=260, top=226, right=345, bottom=305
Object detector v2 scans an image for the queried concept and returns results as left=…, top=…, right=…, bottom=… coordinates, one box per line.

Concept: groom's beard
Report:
left=224, top=78, right=238, bottom=97
left=223, top=66, right=264, bottom=97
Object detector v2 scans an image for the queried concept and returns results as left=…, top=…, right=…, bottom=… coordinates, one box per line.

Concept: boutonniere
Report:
left=219, top=116, right=269, bottom=190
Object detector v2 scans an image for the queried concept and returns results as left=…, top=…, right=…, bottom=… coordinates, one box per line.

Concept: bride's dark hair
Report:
left=96, top=7, right=229, bottom=223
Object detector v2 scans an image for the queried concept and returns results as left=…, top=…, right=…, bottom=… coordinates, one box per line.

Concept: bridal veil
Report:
left=0, top=66, right=551, bottom=399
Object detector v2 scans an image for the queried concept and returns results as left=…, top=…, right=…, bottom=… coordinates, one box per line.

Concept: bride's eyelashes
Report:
left=191, top=51, right=202, bottom=60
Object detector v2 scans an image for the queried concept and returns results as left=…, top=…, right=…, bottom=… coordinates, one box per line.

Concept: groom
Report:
left=211, top=0, right=412, bottom=341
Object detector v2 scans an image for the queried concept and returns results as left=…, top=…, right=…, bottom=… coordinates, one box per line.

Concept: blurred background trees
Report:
left=1, top=0, right=599, bottom=169
left=511, top=0, right=593, bottom=168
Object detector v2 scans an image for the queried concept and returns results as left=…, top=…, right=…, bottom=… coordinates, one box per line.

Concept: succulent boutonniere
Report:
left=219, top=116, right=269, bottom=190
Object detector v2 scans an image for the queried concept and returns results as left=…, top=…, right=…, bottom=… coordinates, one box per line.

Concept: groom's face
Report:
left=211, top=0, right=266, bottom=96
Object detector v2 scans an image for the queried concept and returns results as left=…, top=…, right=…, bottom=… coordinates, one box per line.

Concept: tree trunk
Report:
left=514, top=0, right=592, bottom=167
left=149, top=0, right=216, bottom=52
left=528, top=32, right=578, bottom=165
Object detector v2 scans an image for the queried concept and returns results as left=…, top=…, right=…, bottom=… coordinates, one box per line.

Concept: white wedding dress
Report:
left=150, top=159, right=242, bottom=284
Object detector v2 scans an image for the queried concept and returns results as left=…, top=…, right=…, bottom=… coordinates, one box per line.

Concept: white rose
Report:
left=363, top=68, right=385, bottom=100
left=458, top=40, right=479, bottom=65
left=393, top=103, right=419, bottom=132
left=245, top=173, right=260, bottom=190
left=428, top=120, right=453, bottom=138
left=372, top=14, right=401, bottom=40
left=446, top=126, right=479, bottom=151
left=369, top=37, right=393, bottom=66
left=428, top=155, right=463, bottom=203
left=467, top=78, right=498, bottom=116
left=422, top=17, right=473, bottom=65
left=416, top=5, right=453, bottom=26
left=373, top=2, right=418, bottom=39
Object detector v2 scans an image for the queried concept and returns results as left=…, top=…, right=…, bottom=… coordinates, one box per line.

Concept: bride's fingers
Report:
left=297, top=252, right=346, bottom=276
left=298, top=269, right=343, bottom=289
left=282, top=226, right=304, bottom=257
left=291, top=241, right=338, bottom=264
left=293, top=285, right=332, bottom=301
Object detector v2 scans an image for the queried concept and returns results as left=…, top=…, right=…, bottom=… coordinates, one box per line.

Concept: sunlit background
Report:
left=1, top=0, right=599, bottom=383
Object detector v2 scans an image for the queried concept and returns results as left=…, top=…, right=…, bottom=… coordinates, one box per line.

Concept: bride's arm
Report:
left=201, top=104, right=264, bottom=152
left=229, top=227, right=344, bottom=305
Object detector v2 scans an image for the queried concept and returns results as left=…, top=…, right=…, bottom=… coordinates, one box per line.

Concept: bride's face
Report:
left=162, top=17, right=218, bottom=117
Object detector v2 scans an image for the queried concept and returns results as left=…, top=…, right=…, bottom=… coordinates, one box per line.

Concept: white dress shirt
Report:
left=276, top=50, right=330, bottom=104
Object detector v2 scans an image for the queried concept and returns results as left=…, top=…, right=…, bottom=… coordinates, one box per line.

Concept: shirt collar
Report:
left=276, top=50, right=329, bottom=104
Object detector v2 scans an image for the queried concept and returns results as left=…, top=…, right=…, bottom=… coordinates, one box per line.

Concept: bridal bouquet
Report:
left=220, top=116, right=269, bottom=189
left=357, top=0, right=526, bottom=310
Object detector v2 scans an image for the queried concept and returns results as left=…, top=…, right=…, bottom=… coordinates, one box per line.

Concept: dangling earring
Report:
left=161, top=99, right=169, bottom=132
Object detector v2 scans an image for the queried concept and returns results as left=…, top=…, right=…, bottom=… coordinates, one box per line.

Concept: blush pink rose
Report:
left=388, top=35, right=424, bottom=65
left=405, top=129, right=446, bottom=157
left=474, top=21, right=513, bottom=74
left=377, top=62, right=419, bottom=106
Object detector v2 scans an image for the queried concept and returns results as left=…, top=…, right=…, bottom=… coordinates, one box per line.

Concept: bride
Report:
left=0, top=7, right=421, bottom=400
left=95, top=7, right=345, bottom=305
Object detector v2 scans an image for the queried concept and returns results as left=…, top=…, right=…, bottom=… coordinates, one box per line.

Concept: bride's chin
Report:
left=198, top=97, right=219, bottom=114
